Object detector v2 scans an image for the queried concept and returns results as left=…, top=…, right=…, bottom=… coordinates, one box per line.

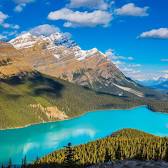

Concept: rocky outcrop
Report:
left=88, top=160, right=168, bottom=168
left=30, top=104, right=68, bottom=120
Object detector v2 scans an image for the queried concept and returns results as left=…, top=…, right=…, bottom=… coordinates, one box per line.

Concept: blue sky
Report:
left=0, top=0, right=168, bottom=80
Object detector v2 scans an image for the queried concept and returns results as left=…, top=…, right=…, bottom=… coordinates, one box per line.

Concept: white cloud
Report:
left=2, top=23, right=20, bottom=29
left=0, top=34, right=7, bottom=40
left=13, top=0, right=35, bottom=12
left=68, top=0, right=111, bottom=10
left=115, top=3, right=149, bottom=17
left=162, top=70, right=168, bottom=74
left=128, top=64, right=141, bottom=68
left=13, top=0, right=34, bottom=4
left=161, top=58, right=168, bottom=62
left=139, top=28, right=168, bottom=39
left=30, top=24, right=60, bottom=36
left=14, top=3, right=26, bottom=12
left=0, top=11, right=8, bottom=24
left=128, top=57, right=134, bottom=61
left=2, top=23, right=10, bottom=28
left=105, top=49, right=144, bottom=80
left=3, top=30, right=18, bottom=36
left=48, top=8, right=112, bottom=27
left=105, top=49, right=134, bottom=61
left=0, top=11, right=20, bottom=30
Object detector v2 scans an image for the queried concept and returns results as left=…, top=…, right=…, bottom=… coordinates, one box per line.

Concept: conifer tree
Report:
left=63, top=142, right=77, bottom=168
left=7, top=158, right=12, bottom=168
left=104, top=150, right=111, bottom=162
left=21, top=156, right=27, bottom=168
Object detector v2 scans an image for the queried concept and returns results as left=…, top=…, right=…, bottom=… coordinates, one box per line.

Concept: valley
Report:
left=0, top=0, right=168, bottom=167
left=1, top=106, right=168, bottom=166
left=0, top=33, right=168, bottom=130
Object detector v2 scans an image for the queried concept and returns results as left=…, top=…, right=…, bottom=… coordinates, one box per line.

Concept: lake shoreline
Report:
left=0, top=104, right=160, bottom=131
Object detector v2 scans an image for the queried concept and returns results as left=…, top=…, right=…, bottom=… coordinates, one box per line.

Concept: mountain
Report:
left=139, top=75, right=168, bottom=91
left=0, top=33, right=167, bottom=129
left=9, top=32, right=163, bottom=99
left=153, top=75, right=168, bottom=90
left=0, top=42, right=148, bottom=129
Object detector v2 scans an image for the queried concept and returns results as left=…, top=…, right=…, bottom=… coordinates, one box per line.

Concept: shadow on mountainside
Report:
left=1, top=73, right=65, bottom=98
left=30, top=74, right=64, bottom=98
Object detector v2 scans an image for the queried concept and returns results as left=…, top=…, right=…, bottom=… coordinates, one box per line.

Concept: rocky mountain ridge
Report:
left=6, top=32, right=167, bottom=99
left=8, top=32, right=147, bottom=98
left=139, top=74, right=168, bottom=91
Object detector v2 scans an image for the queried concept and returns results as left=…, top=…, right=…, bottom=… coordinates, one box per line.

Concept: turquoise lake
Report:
left=1, top=106, right=168, bottom=165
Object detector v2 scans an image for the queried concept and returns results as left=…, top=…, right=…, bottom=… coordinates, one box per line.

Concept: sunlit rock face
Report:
left=8, top=32, right=153, bottom=97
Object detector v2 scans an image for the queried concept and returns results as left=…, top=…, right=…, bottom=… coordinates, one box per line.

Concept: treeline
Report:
left=33, top=129, right=168, bottom=167
left=147, top=100, right=168, bottom=113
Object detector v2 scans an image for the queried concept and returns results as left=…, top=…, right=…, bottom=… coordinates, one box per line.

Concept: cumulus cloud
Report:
left=161, top=58, right=168, bottom=62
left=105, top=49, right=144, bottom=80
left=0, top=11, right=8, bottom=24
left=0, top=34, right=7, bottom=40
left=14, top=3, right=26, bottom=12
left=105, top=49, right=134, bottom=61
left=68, top=0, right=111, bottom=10
left=115, top=3, right=149, bottom=17
left=13, top=0, right=35, bottom=12
left=139, top=28, right=168, bottom=39
left=48, top=8, right=112, bottom=27
left=162, top=70, right=168, bottom=74
left=30, top=24, right=60, bottom=36
left=2, top=23, right=20, bottom=29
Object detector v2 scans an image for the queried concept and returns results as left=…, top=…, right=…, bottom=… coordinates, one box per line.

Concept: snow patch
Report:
left=113, top=83, right=144, bottom=97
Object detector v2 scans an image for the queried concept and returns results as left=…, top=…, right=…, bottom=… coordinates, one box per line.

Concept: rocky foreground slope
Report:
left=88, top=160, right=168, bottom=168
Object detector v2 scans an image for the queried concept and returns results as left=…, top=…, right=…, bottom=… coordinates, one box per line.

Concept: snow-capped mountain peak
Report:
left=162, top=74, right=168, bottom=79
left=9, top=31, right=105, bottom=62
left=9, top=32, right=38, bottom=49
left=9, top=31, right=77, bottom=49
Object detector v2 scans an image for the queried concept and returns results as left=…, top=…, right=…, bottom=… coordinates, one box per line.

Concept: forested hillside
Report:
left=0, top=72, right=143, bottom=129
left=33, top=129, right=168, bottom=168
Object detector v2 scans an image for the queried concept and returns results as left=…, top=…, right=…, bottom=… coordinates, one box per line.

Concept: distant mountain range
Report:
left=139, top=75, right=168, bottom=91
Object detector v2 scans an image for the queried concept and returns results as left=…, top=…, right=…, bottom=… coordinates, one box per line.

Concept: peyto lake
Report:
left=1, top=106, right=168, bottom=165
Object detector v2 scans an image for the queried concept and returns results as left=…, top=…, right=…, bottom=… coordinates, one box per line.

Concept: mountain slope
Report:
left=1, top=72, right=141, bottom=129
left=0, top=42, right=145, bottom=129
left=9, top=32, right=155, bottom=99
left=0, top=42, right=168, bottom=129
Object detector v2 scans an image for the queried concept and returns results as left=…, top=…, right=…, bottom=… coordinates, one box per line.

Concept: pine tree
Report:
left=7, top=158, right=12, bottom=168
left=115, top=145, right=121, bottom=160
left=21, top=156, right=27, bottom=168
left=63, top=142, right=77, bottom=168
left=104, top=149, right=111, bottom=162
